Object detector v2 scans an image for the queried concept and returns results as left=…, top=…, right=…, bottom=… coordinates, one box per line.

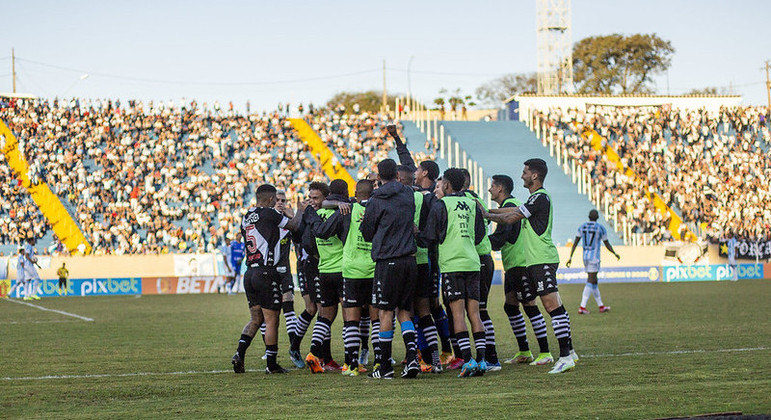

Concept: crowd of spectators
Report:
left=539, top=105, right=771, bottom=243
left=1, top=97, right=325, bottom=254
left=306, top=110, right=395, bottom=180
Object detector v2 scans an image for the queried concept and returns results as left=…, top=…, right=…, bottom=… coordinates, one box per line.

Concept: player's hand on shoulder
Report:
left=337, top=202, right=352, bottom=215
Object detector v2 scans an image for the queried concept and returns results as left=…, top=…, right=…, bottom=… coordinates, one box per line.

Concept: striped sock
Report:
left=456, top=331, right=472, bottom=362
left=431, top=306, right=452, bottom=353
left=292, top=310, right=314, bottom=351
left=282, top=301, right=297, bottom=337
left=343, top=321, right=360, bottom=367
left=548, top=305, right=571, bottom=358
left=524, top=305, right=549, bottom=354
left=480, top=310, right=498, bottom=363
left=265, top=344, right=278, bottom=369
left=371, top=320, right=381, bottom=364
left=359, top=315, right=370, bottom=351
left=379, top=329, right=394, bottom=369
left=309, top=316, right=331, bottom=356
left=473, top=331, right=486, bottom=363
left=504, top=303, right=529, bottom=352
left=419, top=315, right=440, bottom=365
left=237, top=334, right=253, bottom=359
left=400, top=320, right=417, bottom=361
left=260, top=323, right=266, bottom=344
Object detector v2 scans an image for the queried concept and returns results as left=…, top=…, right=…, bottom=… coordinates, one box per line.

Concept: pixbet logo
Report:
left=81, top=278, right=140, bottom=295
left=715, top=264, right=762, bottom=280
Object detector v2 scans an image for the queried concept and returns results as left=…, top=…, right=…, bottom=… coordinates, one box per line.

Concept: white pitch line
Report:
left=0, top=319, right=79, bottom=325
left=3, top=347, right=770, bottom=381
left=579, top=346, right=769, bottom=358
left=2, top=369, right=257, bottom=381
left=3, top=298, right=94, bottom=322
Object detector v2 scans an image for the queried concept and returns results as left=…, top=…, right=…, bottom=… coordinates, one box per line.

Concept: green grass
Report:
left=1, top=281, right=770, bottom=419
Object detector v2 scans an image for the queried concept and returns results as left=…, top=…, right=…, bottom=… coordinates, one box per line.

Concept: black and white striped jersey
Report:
left=240, top=207, right=290, bottom=267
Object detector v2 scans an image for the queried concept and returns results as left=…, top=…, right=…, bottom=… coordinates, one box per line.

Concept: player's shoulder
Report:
left=526, top=191, right=549, bottom=205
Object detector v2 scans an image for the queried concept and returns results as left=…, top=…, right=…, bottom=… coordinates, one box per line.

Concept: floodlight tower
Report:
left=536, top=0, right=574, bottom=94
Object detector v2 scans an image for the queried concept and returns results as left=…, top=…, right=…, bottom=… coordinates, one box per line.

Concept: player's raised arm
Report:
left=386, top=123, right=416, bottom=171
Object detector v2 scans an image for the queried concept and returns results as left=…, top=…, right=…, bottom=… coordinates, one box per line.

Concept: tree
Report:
left=326, top=91, right=401, bottom=113
left=475, top=73, right=537, bottom=106
left=573, top=34, right=675, bottom=94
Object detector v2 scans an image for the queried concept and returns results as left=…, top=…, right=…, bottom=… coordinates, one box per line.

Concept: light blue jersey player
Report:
left=566, top=210, right=619, bottom=314
left=24, top=239, right=42, bottom=300
left=726, top=234, right=738, bottom=281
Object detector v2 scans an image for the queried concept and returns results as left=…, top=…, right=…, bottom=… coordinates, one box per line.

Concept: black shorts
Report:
left=414, top=263, right=434, bottom=299
left=342, top=278, right=373, bottom=308
left=277, top=265, right=293, bottom=294
left=318, top=272, right=343, bottom=307
left=526, top=263, right=559, bottom=297
left=479, top=254, right=494, bottom=308
left=442, top=271, right=481, bottom=302
left=504, top=266, right=532, bottom=303
left=372, top=255, right=417, bottom=311
left=58, top=277, right=67, bottom=287
left=244, top=266, right=282, bottom=310
left=300, top=258, right=319, bottom=300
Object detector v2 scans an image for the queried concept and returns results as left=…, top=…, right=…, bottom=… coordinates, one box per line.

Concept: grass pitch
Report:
left=1, top=281, right=769, bottom=419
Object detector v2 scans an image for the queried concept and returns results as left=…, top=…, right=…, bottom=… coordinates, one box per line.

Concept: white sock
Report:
left=580, top=284, right=592, bottom=308
left=591, top=284, right=604, bottom=307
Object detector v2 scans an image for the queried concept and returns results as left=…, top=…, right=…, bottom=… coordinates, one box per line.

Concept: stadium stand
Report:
left=0, top=97, right=326, bottom=254
left=2, top=95, right=768, bottom=254
left=409, top=120, right=622, bottom=245
left=536, top=106, right=771, bottom=243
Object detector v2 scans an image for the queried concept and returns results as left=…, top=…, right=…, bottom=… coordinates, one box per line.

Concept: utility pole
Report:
left=12, top=48, right=16, bottom=93
left=765, top=60, right=770, bottom=111
left=382, top=59, right=387, bottom=113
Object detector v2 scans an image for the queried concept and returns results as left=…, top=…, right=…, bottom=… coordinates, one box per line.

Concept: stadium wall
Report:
left=1, top=246, right=767, bottom=298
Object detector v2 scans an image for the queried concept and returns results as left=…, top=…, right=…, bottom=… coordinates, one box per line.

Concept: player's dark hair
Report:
left=356, top=179, right=374, bottom=199
left=377, top=159, right=397, bottom=181
left=492, top=174, right=514, bottom=194
left=419, top=160, right=440, bottom=181
left=255, top=183, right=277, bottom=202
left=308, top=181, right=330, bottom=197
left=442, top=168, right=465, bottom=193
left=459, top=168, right=471, bottom=189
left=589, top=209, right=599, bottom=221
left=396, top=164, right=412, bottom=173
left=524, top=158, right=548, bottom=181
left=329, top=179, right=349, bottom=197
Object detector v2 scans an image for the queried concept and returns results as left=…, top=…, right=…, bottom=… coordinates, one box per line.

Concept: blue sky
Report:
left=1, top=0, right=768, bottom=111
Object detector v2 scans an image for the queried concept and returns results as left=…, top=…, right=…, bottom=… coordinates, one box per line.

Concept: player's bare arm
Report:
left=566, top=236, right=581, bottom=267
left=604, top=240, right=620, bottom=260
left=284, top=199, right=309, bottom=232
left=484, top=208, right=525, bottom=225
left=321, top=199, right=351, bottom=215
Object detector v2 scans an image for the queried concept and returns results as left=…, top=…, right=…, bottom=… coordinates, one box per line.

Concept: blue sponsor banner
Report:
left=492, top=266, right=661, bottom=285
left=557, top=266, right=662, bottom=284
left=663, top=264, right=764, bottom=282
left=5, top=277, right=142, bottom=298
